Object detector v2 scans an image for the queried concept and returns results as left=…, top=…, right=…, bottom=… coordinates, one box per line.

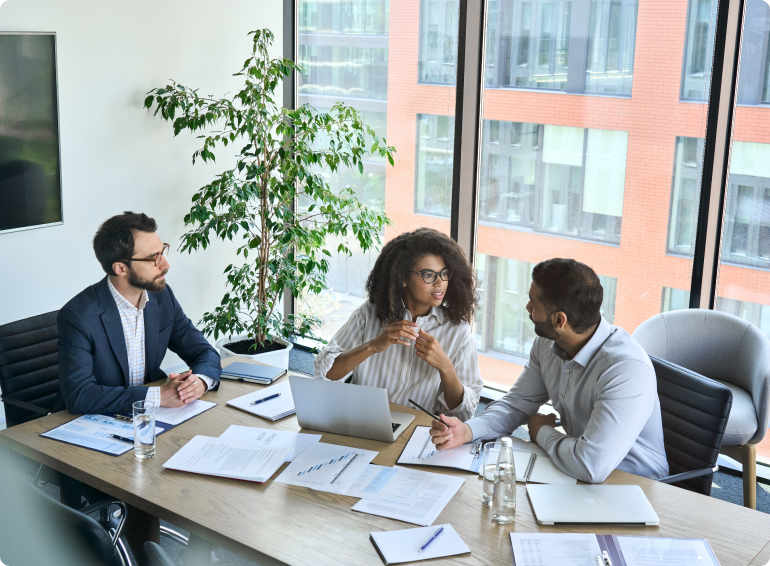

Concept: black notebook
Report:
left=220, top=362, right=288, bottom=384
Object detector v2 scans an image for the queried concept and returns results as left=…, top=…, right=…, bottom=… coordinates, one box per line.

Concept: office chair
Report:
left=650, top=356, right=733, bottom=495
left=0, top=454, right=130, bottom=566
left=144, top=542, right=177, bottom=566
left=633, top=309, right=770, bottom=508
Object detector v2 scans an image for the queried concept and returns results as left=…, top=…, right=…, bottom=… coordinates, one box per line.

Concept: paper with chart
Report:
left=219, top=425, right=321, bottom=462
left=352, top=467, right=465, bottom=526
left=154, top=399, right=216, bottom=426
left=397, top=426, right=477, bottom=470
left=343, top=465, right=399, bottom=499
left=41, top=414, right=163, bottom=456
left=274, top=442, right=378, bottom=494
left=510, top=533, right=603, bottom=566
left=370, top=524, right=470, bottom=564
left=616, top=536, right=720, bottom=566
left=162, top=436, right=291, bottom=482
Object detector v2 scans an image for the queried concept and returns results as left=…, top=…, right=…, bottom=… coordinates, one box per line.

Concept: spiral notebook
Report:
left=370, top=525, right=470, bottom=564
left=226, top=381, right=295, bottom=421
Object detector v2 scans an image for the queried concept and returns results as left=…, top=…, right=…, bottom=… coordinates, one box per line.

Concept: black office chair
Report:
left=0, top=453, right=129, bottom=566
left=651, top=356, right=733, bottom=495
left=144, top=541, right=178, bottom=566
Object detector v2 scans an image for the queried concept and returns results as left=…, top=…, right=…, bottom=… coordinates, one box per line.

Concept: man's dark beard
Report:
left=127, top=268, right=168, bottom=293
left=531, top=314, right=559, bottom=340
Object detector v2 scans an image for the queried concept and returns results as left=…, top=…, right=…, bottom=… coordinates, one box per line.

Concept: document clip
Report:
left=113, top=414, right=132, bottom=423
left=602, top=550, right=613, bottom=566
left=469, top=441, right=482, bottom=457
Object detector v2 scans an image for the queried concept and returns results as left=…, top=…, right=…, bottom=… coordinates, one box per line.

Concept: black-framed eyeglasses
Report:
left=411, top=268, right=453, bottom=284
left=122, top=243, right=170, bottom=268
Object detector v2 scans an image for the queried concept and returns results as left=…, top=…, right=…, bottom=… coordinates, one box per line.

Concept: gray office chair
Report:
left=633, top=309, right=770, bottom=508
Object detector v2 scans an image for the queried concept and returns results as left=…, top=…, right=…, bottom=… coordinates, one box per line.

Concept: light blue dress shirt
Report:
left=467, top=317, right=669, bottom=483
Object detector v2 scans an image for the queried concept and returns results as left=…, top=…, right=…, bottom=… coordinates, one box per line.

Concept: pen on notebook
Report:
left=111, top=434, right=133, bottom=443
left=408, top=399, right=451, bottom=429
left=417, top=526, right=444, bottom=553
left=250, top=393, right=281, bottom=406
left=523, top=453, right=537, bottom=482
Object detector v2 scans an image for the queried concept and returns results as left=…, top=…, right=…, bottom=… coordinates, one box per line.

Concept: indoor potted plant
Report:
left=144, top=29, right=395, bottom=368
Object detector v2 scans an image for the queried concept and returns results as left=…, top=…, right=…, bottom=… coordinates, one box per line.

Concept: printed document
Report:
left=616, top=536, right=720, bottom=566
left=343, top=465, right=399, bottom=499
left=397, top=426, right=477, bottom=469
left=274, top=442, right=378, bottom=494
left=162, top=436, right=290, bottom=482
left=154, top=399, right=216, bottom=426
left=352, top=467, right=465, bottom=526
left=370, top=524, right=470, bottom=564
left=41, top=414, right=164, bottom=456
left=219, top=425, right=320, bottom=462
left=510, top=533, right=603, bottom=566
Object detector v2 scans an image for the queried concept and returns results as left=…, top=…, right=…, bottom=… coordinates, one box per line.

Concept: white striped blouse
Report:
left=313, top=301, right=483, bottom=421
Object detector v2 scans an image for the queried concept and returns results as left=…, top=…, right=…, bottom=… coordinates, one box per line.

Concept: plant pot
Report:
left=216, top=334, right=294, bottom=370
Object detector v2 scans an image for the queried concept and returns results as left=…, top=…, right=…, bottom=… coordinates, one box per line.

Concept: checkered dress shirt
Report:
left=108, top=279, right=214, bottom=406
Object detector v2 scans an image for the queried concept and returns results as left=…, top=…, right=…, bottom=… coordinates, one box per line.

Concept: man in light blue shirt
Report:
left=430, top=258, right=669, bottom=483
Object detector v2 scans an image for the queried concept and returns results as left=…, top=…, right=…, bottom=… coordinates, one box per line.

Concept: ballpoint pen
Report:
left=523, top=453, right=536, bottom=482
left=330, top=453, right=360, bottom=484
left=111, top=434, right=133, bottom=443
left=250, top=393, right=281, bottom=406
left=408, top=399, right=451, bottom=428
left=417, top=526, right=444, bottom=553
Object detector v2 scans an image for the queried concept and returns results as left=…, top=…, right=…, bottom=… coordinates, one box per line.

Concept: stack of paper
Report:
left=155, top=399, right=216, bottom=426
left=226, top=381, right=295, bottom=421
left=370, top=525, right=470, bottom=564
left=218, top=425, right=321, bottom=462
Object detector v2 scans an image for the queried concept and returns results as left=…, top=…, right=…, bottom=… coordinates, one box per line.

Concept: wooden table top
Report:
left=3, top=357, right=770, bottom=566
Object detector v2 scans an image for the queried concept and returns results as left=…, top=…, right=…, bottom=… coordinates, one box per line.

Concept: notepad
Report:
left=154, top=399, right=217, bottom=426
left=370, top=525, right=470, bottom=564
left=226, top=381, right=295, bottom=421
left=220, top=361, right=287, bottom=384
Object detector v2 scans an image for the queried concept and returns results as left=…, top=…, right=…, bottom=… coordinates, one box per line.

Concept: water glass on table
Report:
left=132, top=400, right=157, bottom=459
left=481, top=442, right=502, bottom=507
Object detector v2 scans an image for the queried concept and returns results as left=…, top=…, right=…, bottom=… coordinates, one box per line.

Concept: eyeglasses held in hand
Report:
left=122, top=243, right=170, bottom=268
left=411, top=268, right=453, bottom=284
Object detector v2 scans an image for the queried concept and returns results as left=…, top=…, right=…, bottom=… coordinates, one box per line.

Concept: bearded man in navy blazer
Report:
left=56, top=211, right=221, bottom=415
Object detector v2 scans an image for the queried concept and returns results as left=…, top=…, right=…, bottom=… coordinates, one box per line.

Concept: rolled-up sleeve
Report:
left=313, top=306, right=366, bottom=380
left=435, top=327, right=483, bottom=421
left=466, top=340, right=550, bottom=440
left=535, top=359, right=658, bottom=483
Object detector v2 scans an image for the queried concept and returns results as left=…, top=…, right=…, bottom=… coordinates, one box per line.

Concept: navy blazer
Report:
left=55, top=277, right=221, bottom=414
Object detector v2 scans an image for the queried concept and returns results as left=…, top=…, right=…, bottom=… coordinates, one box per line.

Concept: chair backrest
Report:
left=652, top=355, right=733, bottom=496
left=0, top=311, right=59, bottom=427
left=0, top=452, right=123, bottom=566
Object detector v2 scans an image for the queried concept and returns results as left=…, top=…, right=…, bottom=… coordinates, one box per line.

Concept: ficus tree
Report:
left=144, top=29, right=395, bottom=350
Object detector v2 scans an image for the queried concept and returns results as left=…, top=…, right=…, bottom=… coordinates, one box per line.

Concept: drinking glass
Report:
left=481, top=442, right=501, bottom=506
left=132, top=400, right=156, bottom=459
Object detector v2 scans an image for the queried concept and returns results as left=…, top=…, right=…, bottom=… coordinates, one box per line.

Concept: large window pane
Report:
left=298, top=0, right=455, bottom=341
left=716, top=0, right=770, bottom=466
left=477, top=0, right=714, bottom=391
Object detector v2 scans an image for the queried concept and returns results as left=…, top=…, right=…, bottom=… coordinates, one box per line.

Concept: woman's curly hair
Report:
left=365, top=228, right=478, bottom=326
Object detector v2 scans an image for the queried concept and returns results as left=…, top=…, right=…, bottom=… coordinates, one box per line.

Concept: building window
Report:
left=298, top=45, right=389, bottom=101
left=717, top=296, right=770, bottom=340
left=661, top=287, right=691, bottom=312
left=419, top=0, right=459, bottom=85
left=298, top=0, right=389, bottom=35
left=415, top=114, right=455, bottom=217
left=667, top=137, right=702, bottom=256
left=478, top=120, right=627, bottom=244
left=475, top=255, right=617, bottom=360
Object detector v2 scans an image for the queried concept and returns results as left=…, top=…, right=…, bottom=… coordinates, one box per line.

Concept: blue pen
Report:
left=250, top=392, right=281, bottom=406
left=417, top=526, right=444, bottom=554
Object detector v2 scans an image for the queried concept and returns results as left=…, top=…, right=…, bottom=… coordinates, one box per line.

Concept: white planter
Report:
left=216, top=334, right=293, bottom=370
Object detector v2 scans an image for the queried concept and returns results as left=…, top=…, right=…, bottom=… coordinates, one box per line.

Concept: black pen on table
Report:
left=250, top=393, right=281, bottom=406
left=111, top=434, right=133, bottom=444
left=408, top=399, right=451, bottom=429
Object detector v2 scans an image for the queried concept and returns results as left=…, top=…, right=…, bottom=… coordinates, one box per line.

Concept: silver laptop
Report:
left=289, top=376, right=415, bottom=442
left=526, top=484, right=660, bottom=526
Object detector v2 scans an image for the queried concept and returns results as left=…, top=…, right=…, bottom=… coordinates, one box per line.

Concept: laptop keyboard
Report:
left=391, top=423, right=401, bottom=432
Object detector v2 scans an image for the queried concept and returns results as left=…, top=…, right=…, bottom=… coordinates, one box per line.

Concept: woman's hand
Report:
left=368, top=320, right=420, bottom=353
left=414, top=329, right=451, bottom=373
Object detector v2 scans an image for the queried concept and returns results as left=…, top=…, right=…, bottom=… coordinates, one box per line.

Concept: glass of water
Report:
left=481, top=442, right=501, bottom=507
left=132, top=400, right=156, bottom=459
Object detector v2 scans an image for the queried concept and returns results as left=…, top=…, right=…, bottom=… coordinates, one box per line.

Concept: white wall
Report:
left=0, top=1, right=283, bottom=368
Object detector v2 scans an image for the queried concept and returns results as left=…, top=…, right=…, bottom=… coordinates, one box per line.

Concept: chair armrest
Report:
left=658, top=465, right=718, bottom=484
left=79, top=499, right=127, bottom=544
left=0, top=396, right=50, bottom=416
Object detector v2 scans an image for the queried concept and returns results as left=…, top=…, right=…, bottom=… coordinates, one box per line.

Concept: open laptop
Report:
left=526, top=484, right=660, bottom=526
left=289, top=376, right=415, bottom=442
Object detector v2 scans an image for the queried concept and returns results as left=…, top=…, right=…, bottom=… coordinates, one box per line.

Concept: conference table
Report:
left=3, top=357, right=770, bottom=566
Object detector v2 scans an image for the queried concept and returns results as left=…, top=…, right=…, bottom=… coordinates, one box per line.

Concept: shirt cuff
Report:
left=466, top=417, right=492, bottom=442
left=535, top=424, right=563, bottom=449
left=436, top=386, right=477, bottom=421
left=196, top=374, right=216, bottom=391
left=145, top=387, right=161, bottom=407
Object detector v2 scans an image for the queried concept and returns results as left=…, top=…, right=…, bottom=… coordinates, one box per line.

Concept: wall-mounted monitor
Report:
left=0, top=32, right=63, bottom=234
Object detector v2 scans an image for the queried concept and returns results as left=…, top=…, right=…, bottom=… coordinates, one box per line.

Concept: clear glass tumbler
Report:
left=481, top=442, right=501, bottom=507
left=132, top=400, right=156, bottom=459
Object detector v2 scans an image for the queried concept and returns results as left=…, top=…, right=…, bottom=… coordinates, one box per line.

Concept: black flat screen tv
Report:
left=0, top=32, right=62, bottom=233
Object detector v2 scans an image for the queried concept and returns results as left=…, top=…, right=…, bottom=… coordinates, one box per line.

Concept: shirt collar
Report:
left=551, top=316, right=613, bottom=367
left=401, top=302, right=446, bottom=325
left=108, top=277, right=149, bottom=312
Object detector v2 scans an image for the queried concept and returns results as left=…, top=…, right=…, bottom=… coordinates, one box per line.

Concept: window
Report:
left=478, top=120, right=627, bottom=244
left=661, top=287, right=691, bottom=312
left=667, top=137, right=703, bottom=256
left=415, top=114, right=455, bottom=217
left=419, top=0, right=459, bottom=85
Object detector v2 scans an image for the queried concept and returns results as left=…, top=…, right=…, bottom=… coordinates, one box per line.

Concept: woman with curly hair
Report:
left=313, top=228, right=482, bottom=421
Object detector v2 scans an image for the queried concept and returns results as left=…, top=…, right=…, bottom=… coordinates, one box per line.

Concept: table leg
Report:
left=124, top=503, right=159, bottom=566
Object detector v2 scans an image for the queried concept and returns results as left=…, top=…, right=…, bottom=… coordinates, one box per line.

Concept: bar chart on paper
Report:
left=275, top=442, right=378, bottom=493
